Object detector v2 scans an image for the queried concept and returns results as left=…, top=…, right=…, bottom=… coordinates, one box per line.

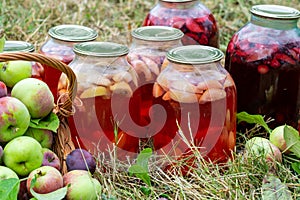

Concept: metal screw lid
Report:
left=131, top=26, right=184, bottom=41
left=73, top=42, right=129, bottom=57
left=3, top=40, right=35, bottom=52
left=250, top=5, right=300, bottom=19
left=48, top=24, right=98, bottom=42
left=167, top=45, right=224, bottom=64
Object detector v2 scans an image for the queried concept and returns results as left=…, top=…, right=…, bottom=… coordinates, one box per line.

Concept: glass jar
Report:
left=143, top=0, right=219, bottom=47
left=58, top=42, right=140, bottom=162
left=225, top=5, right=300, bottom=130
left=39, top=24, right=98, bottom=101
left=3, top=40, right=44, bottom=80
left=127, top=26, right=183, bottom=131
left=153, top=45, right=236, bottom=171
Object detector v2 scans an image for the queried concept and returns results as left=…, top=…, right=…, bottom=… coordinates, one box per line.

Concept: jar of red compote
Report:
left=39, top=24, right=98, bottom=101
left=225, top=5, right=300, bottom=130
left=143, top=0, right=219, bottom=47
left=3, top=40, right=44, bottom=80
left=153, top=45, right=236, bottom=170
left=127, top=26, right=183, bottom=138
left=58, top=42, right=141, bottom=163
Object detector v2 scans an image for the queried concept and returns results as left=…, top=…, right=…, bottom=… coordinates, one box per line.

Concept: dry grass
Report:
left=1, top=0, right=300, bottom=199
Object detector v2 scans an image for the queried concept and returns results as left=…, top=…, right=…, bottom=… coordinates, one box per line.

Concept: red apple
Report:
left=41, top=148, right=61, bottom=171
left=26, top=166, right=63, bottom=196
left=0, top=80, right=7, bottom=98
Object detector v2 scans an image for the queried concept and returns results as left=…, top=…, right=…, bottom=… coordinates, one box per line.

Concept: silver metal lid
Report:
left=4, top=40, right=35, bottom=52
left=167, top=45, right=224, bottom=64
left=131, top=26, right=184, bottom=41
left=73, top=42, right=129, bottom=57
left=48, top=24, right=98, bottom=42
left=250, top=5, right=300, bottom=19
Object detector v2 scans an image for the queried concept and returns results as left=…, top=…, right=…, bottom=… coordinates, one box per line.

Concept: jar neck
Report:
left=131, top=38, right=182, bottom=51
left=158, top=0, right=199, bottom=9
left=170, top=61, right=221, bottom=72
left=250, top=15, right=299, bottom=30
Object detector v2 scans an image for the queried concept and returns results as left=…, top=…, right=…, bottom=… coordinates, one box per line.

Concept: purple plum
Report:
left=66, top=148, right=96, bottom=174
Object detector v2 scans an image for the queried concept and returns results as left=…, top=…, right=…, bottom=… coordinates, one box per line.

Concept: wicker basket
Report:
left=0, top=52, right=77, bottom=174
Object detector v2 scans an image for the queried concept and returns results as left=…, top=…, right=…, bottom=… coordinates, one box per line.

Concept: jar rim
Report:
left=131, top=26, right=184, bottom=41
left=48, top=24, right=98, bottom=42
left=250, top=5, right=300, bottom=19
left=73, top=42, right=129, bottom=57
left=4, top=40, right=35, bottom=52
left=167, top=45, right=224, bottom=64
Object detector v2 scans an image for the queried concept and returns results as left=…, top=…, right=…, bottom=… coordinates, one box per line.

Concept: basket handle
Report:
left=0, top=52, right=77, bottom=119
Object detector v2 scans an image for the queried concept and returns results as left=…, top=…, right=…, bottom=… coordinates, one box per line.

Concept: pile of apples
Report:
left=0, top=60, right=101, bottom=200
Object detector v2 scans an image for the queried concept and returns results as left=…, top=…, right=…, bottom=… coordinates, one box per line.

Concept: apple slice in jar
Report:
left=198, top=88, right=226, bottom=104
left=79, top=86, right=108, bottom=99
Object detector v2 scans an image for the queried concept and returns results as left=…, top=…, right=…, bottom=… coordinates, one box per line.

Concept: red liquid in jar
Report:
left=39, top=44, right=74, bottom=101
left=68, top=93, right=141, bottom=161
left=154, top=85, right=236, bottom=164
left=143, top=13, right=219, bottom=47
left=225, top=25, right=300, bottom=130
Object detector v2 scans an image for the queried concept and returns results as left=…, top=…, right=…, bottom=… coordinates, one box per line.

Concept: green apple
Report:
left=3, top=136, right=43, bottom=176
left=245, top=137, right=282, bottom=163
left=26, top=166, right=63, bottom=195
left=24, top=127, right=53, bottom=148
left=0, top=96, right=30, bottom=142
left=11, top=78, right=54, bottom=119
left=0, top=165, right=19, bottom=180
left=269, top=125, right=298, bottom=153
left=63, top=170, right=101, bottom=200
left=0, top=60, right=32, bottom=88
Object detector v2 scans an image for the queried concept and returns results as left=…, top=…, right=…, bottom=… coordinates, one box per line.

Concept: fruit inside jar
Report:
left=142, top=0, right=219, bottom=47
left=150, top=45, right=237, bottom=171
left=225, top=5, right=300, bottom=130
left=153, top=75, right=236, bottom=167
left=40, top=25, right=98, bottom=101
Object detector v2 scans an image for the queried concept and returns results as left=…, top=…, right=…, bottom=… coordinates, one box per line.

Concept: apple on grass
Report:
left=269, top=124, right=299, bottom=153
left=245, top=137, right=282, bottom=163
left=11, top=78, right=54, bottom=119
left=42, top=148, right=61, bottom=171
left=24, top=127, right=54, bottom=149
left=0, top=60, right=32, bottom=88
left=66, top=148, right=96, bottom=174
left=26, top=166, right=63, bottom=196
left=3, top=136, right=43, bottom=176
left=63, top=170, right=101, bottom=200
left=0, top=96, right=31, bottom=142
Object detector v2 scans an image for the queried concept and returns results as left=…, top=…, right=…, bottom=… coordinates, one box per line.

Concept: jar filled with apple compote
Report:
left=153, top=45, right=236, bottom=170
left=225, top=5, right=300, bottom=131
left=3, top=40, right=44, bottom=80
left=58, top=42, right=141, bottom=164
left=39, top=25, right=98, bottom=101
left=127, top=26, right=183, bottom=150
left=143, top=0, right=219, bottom=47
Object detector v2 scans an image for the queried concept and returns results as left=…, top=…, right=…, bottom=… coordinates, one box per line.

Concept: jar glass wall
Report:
left=225, top=5, right=300, bottom=130
left=143, top=0, right=219, bottom=47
